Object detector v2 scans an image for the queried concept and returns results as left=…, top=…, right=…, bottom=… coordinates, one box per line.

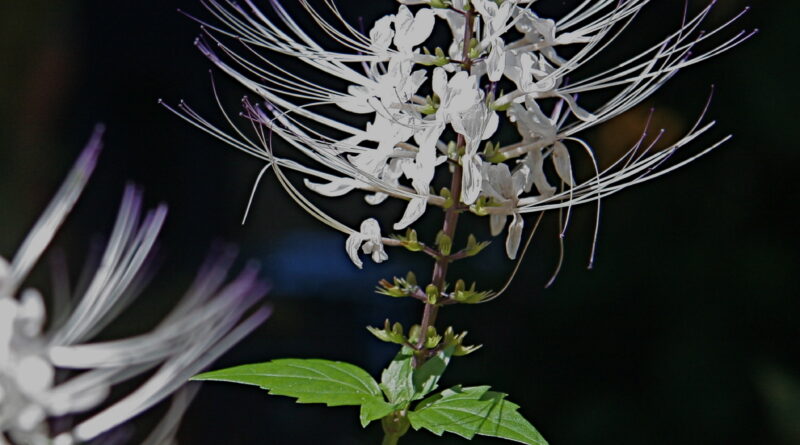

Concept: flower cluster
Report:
left=170, top=0, right=752, bottom=266
left=0, top=127, right=271, bottom=445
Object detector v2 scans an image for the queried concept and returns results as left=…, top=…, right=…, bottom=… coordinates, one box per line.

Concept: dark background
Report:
left=1, top=1, right=797, bottom=444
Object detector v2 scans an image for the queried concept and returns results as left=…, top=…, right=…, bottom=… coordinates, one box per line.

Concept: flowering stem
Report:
left=413, top=8, right=475, bottom=364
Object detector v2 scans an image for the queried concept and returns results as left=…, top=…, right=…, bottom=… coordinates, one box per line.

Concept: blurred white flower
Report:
left=0, top=126, right=271, bottom=444
left=168, top=0, right=753, bottom=264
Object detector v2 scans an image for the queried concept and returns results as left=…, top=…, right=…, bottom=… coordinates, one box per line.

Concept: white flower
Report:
left=432, top=67, right=481, bottom=126
left=393, top=5, right=436, bottom=53
left=168, top=0, right=751, bottom=264
left=453, top=101, right=499, bottom=205
left=346, top=219, right=389, bottom=269
left=481, top=163, right=529, bottom=259
left=0, top=127, right=271, bottom=444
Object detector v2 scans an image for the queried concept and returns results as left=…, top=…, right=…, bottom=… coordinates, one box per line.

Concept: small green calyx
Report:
left=470, top=196, right=498, bottom=216
left=451, top=279, right=493, bottom=304
left=407, top=324, right=423, bottom=345
left=433, top=47, right=449, bottom=66
left=425, top=284, right=440, bottom=305
left=443, top=327, right=482, bottom=356
left=468, top=38, right=481, bottom=59
left=464, top=234, right=491, bottom=257
left=439, top=187, right=454, bottom=209
left=419, top=94, right=439, bottom=114
left=368, top=320, right=409, bottom=346
left=390, top=229, right=424, bottom=252
left=376, top=272, right=419, bottom=298
left=490, top=90, right=511, bottom=111
left=430, top=0, right=451, bottom=8
left=483, top=141, right=506, bottom=163
left=367, top=318, right=445, bottom=350
left=434, top=231, right=453, bottom=256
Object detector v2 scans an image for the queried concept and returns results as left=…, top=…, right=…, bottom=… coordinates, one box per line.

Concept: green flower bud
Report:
left=408, top=324, right=421, bottom=343
left=425, top=284, right=440, bottom=305
left=425, top=326, right=442, bottom=349
left=405, top=271, right=417, bottom=286
left=435, top=231, right=452, bottom=256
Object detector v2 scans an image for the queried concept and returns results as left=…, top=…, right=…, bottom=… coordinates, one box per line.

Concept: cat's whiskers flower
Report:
left=167, top=0, right=752, bottom=267
left=0, top=127, right=271, bottom=444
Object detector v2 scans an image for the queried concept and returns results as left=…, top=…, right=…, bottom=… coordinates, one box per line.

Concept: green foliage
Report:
left=413, top=346, right=454, bottom=398
left=408, top=386, right=547, bottom=445
left=381, top=348, right=417, bottom=404
left=381, top=345, right=454, bottom=406
left=192, top=359, right=393, bottom=427
left=192, top=350, right=546, bottom=444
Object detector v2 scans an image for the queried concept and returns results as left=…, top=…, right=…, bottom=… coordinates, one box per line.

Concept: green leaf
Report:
left=408, top=386, right=548, bottom=445
left=193, top=359, right=387, bottom=408
left=413, top=346, right=454, bottom=399
left=381, top=348, right=416, bottom=404
left=381, top=346, right=455, bottom=406
left=360, top=397, right=395, bottom=428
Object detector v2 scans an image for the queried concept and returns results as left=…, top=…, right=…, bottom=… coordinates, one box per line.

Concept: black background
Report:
left=1, top=1, right=797, bottom=444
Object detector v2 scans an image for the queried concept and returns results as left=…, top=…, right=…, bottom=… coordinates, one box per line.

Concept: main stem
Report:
left=414, top=161, right=463, bottom=354
left=413, top=7, right=475, bottom=360
left=382, top=432, right=402, bottom=445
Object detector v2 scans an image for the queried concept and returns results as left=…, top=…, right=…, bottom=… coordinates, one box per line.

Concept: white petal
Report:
left=524, top=150, right=556, bottom=196
left=303, top=178, right=357, bottom=197
left=432, top=67, right=448, bottom=99
left=461, top=155, right=483, bottom=205
left=552, top=141, right=575, bottom=186
left=447, top=72, right=479, bottom=113
left=360, top=218, right=382, bottom=238
left=346, top=233, right=364, bottom=269
left=486, top=39, right=506, bottom=82
left=511, top=164, right=531, bottom=198
left=370, top=16, right=395, bottom=54
left=394, top=197, right=427, bottom=230
left=0, top=256, right=9, bottom=282
left=403, top=8, right=435, bottom=50
left=365, top=192, right=389, bottom=205
left=481, top=109, right=500, bottom=141
left=368, top=246, right=389, bottom=264
left=495, top=162, right=514, bottom=197
left=336, top=86, right=375, bottom=114
left=19, top=288, right=46, bottom=337
left=505, top=213, right=525, bottom=260
left=16, top=355, right=54, bottom=394
left=490, top=214, right=508, bottom=237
